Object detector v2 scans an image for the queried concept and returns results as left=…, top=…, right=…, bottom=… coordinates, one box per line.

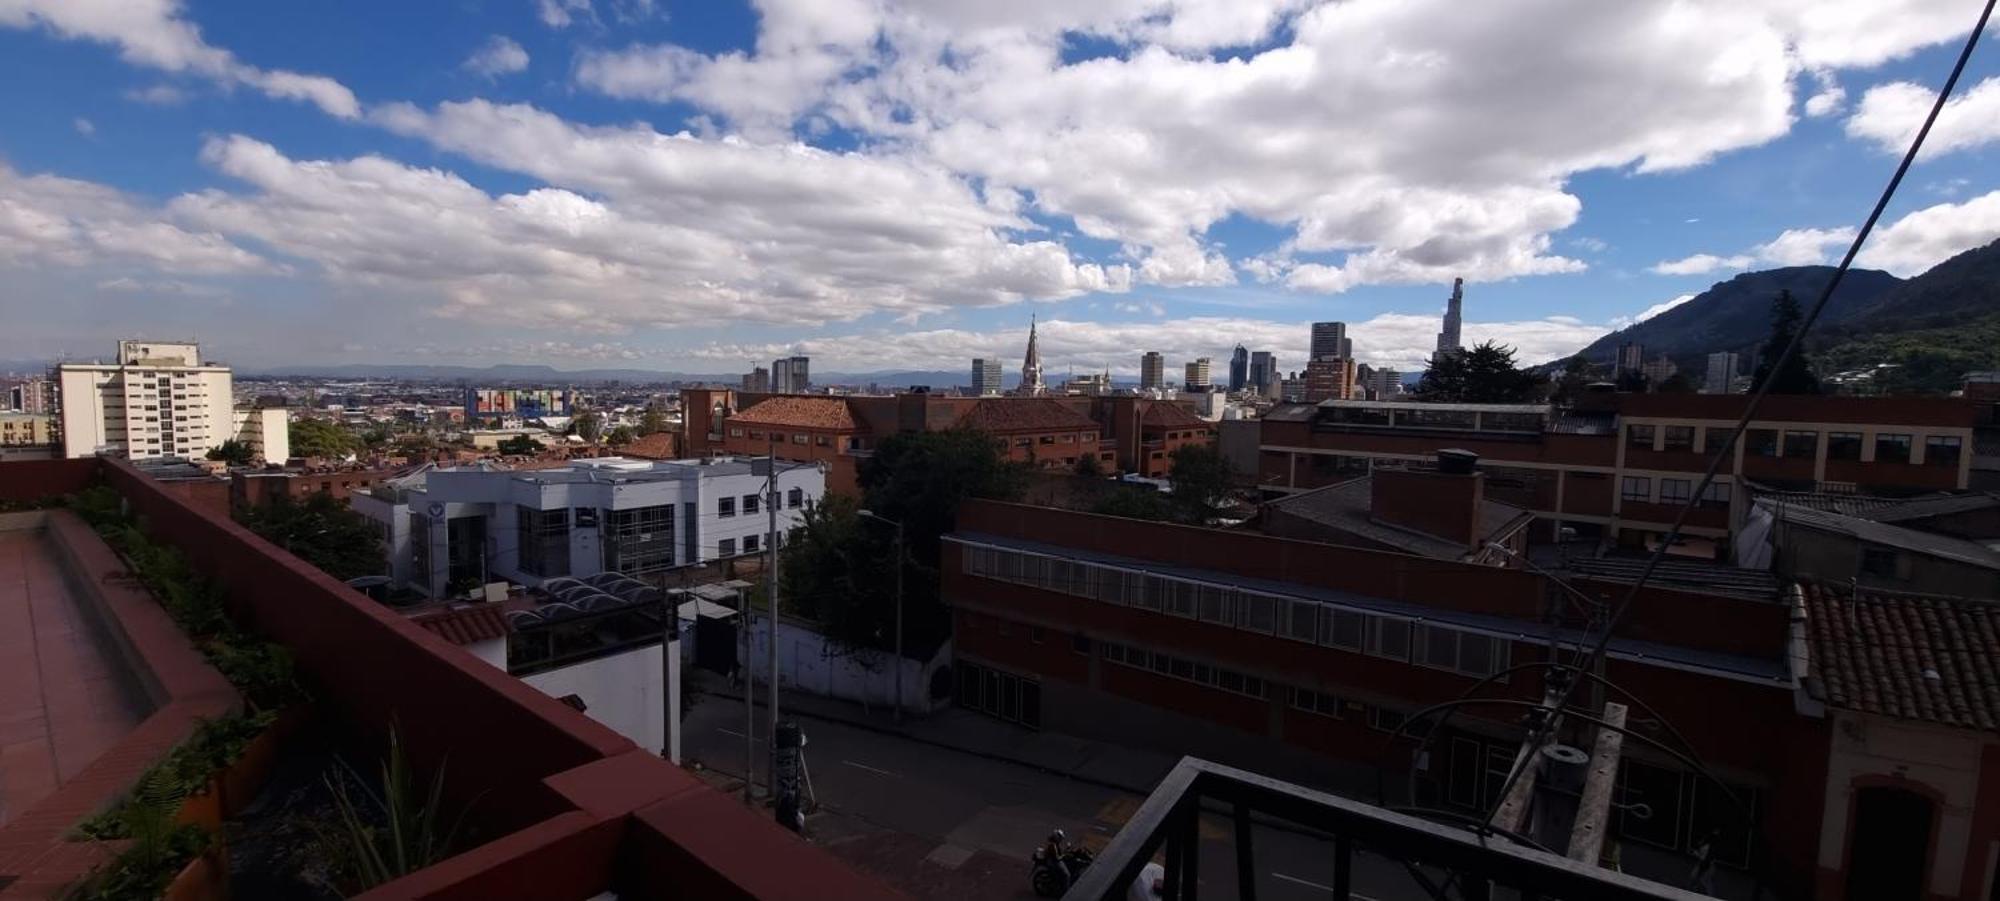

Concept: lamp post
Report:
left=856, top=509, right=905, bottom=725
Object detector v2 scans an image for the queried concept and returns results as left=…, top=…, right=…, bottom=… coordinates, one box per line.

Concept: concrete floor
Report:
left=0, top=528, right=149, bottom=827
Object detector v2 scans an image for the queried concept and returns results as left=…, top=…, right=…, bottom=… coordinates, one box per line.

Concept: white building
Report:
left=1704, top=351, right=1741, bottom=394
left=54, top=340, right=276, bottom=462
left=230, top=407, right=290, bottom=463
left=1184, top=358, right=1212, bottom=391
left=353, top=456, right=824, bottom=598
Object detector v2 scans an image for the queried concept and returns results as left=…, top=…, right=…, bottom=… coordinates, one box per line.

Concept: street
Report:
left=679, top=696, right=1434, bottom=900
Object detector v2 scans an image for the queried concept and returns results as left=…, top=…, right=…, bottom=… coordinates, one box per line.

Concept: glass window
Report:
left=717, top=496, right=735, bottom=517
left=743, top=494, right=760, bottom=515
left=743, top=534, right=760, bottom=554
left=1699, top=482, right=1731, bottom=509
left=1925, top=435, right=1962, bottom=467
left=1286, top=600, right=1317, bottom=642
left=1662, top=426, right=1694, bottom=452
left=1659, top=479, right=1692, bottom=504
left=1621, top=476, right=1652, bottom=503
left=1071, top=633, right=1092, bottom=655
left=1827, top=432, right=1863, bottom=461
left=718, top=538, right=736, bottom=557
left=1782, top=430, right=1818, bottom=458
left=815, top=435, right=830, bottom=447
left=1372, top=619, right=1411, bottom=661
left=1460, top=635, right=1496, bottom=677
left=1197, top=585, right=1232, bottom=624
left=1238, top=593, right=1277, bottom=633
left=1745, top=429, right=1778, bottom=457
left=788, top=487, right=804, bottom=508
left=1320, top=609, right=1365, bottom=651
left=1419, top=624, right=1457, bottom=670
left=1875, top=433, right=1912, bottom=464
left=792, top=433, right=808, bottom=445
left=1626, top=425, right=1655, bottom=450
left=516, top=508, right=571, bottom=577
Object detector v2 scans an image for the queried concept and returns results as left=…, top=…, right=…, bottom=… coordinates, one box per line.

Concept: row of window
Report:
left=1628, top=424, right=1962, bottom=466
left=1288, top=685, right=1408, bottom=733
left=1619, top=476, right=1730, bottom=507
left=1098, top=640, right=1271, bottom=700
left=728, top=427, right=866, bottom=451
left=960, top=543, right=1514, bottom=679
left=717, top=487, right=806, bottom=517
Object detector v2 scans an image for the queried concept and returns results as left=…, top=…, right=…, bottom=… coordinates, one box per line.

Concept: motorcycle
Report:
left=1030, top=844, right=1094, bottom=897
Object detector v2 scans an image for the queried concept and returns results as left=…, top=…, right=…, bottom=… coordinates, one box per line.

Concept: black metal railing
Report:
left=1064, top=757, right=1708, bottom=901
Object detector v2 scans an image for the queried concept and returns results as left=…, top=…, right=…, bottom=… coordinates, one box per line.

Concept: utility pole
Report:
left=740, top=579, right=754, bottom=807
left=765, top=434, right=782, bottom=799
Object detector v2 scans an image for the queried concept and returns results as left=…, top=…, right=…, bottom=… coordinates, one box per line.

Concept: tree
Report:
left=498, top=434, right=544, bottom=456
left=1166, top=443, right=1233, bottom=524
left=238, top=493, right=386, bottom=581
left=1614, top=370, right=1650, bottom=393
left=1751, top=289, right=1821, bottom=395
left=606, top=425, right=637, bottom=446
left=572, top=410, right=604, bottom=444
left=361, top=427, right=393, bottom=451
left=1549, top=355, right=1600, bottom=407
left=779, top=493, right=901, bottom=660
left=1655, top=372, right=1696, bottom=394
left=1089, top=486, right=1173, bottom=522
left=857, top=428, right=1030, bottom=564
left=638, top=408, right=669, bottom=436
left=290, top=418, right=358, bottom=460
left=206, top=439, right=255, bottom=466
left=1413, top=342, right=1546, bottom=403
left=1073, top=452, right=1105, bottom=479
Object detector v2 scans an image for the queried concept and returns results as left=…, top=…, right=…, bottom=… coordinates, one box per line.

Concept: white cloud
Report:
left=1649, top=253, right=1755, bottom=276
left=0, top=161, right=270, bottom=274
left=0, top=0, right=359, bottom=118
left=123, top=83, right=187, bottom=105
left=1857, top=190, right=2000, bottom=276
left=536, top=0, right=593, bottom=28
left=1609, top=293, right=1696, bottom=328
left=1650, top=226, right=1857, bottom=275
left=1569, top=236, right=1609, bottom=253
left=464, top=36, right=529, bottom=78
left=72, top=117, right=94, bottom=136
left=1846, top=75, right=2000, bottom=158
left=1802, top=70, right=1846, bottom=117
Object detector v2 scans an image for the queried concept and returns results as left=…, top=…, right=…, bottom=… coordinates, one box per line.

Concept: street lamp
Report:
left=856, top=509, right=905, bottom=725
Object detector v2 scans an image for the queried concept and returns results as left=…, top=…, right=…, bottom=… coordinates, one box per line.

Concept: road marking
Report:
left=1271, top=873, right=1378, bottom=900
left=841, top=759, right=900, bottom=778
left=719, top=727, right=753, bottom=739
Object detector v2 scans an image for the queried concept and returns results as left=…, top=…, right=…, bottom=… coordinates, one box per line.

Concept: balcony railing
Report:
left=1065, top=756, right=1706, bottom=901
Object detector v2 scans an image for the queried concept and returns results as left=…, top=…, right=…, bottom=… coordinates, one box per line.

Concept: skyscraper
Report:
left=1704, top=351, right=1740, bottom=395
left=1303, top=357, right=1356, bottom=402
left=771, top=356, right=808, bottom=393
left=744, top=366, right=770, bottom=393
left=1228, top=346, right=1249, bottom=392
left=1617, top=342, right=1645, bottom=376
left=1250, top=351, right=1276, bottom=392
left=971, top=358, right=1003, bottom=396
left=1310, top=322, right=1350, bottom=362
left=1018, top=315, right=1045, bottom=396
left=1434, top=278, right=1464, bottom=359
left=1184, top=358, right=1211, bottom=391
left=1140, top=351, right=1165, bottom=391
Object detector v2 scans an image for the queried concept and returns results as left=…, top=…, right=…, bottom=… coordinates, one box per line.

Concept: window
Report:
left=729, top=427, right=744, bottom=438
left=1925, top=435, right=1962, bottom=467
left=1827, top=432, right=1863, bottom=461
left=1319, top=609, right=1366, bottom=651
left=1663, top=426, right=1694, bottom=452
left=1621, top=476, right=1652, bottom=503
left=1745, top=429, right=1778, bottom=457
left=743, top=534, right=760, bottom=554
left=1039, top=435, right=1055, bottom=445
left=1782, top=430, right=1818, bottom=458
left=1371, top=618, right=1411, bottom=661
left=743, top=494, right=760, bottom=515
left=1699, top=482, right=1731, bottom=509
left=788, top=487, right=804, bottom=508
left=815, top=435, right=830, bottom=447
left=1071, top=633, right=1092, bottom=655
left=1861, top=547, right=1898, bottom=578
left=1659, top=479, right=1692, bottom=504
left=605, top=504, right=674, bottom=574
left=1371, top=707, right=1406, bottom=734
left=748, top=430, right=765, bottom=440
left=516, top=508, right=571, bottom=577
left=1875, top=433, right=1912, bottom=464
left=793, top=433, right=808, bottom=445
left=718, top=538, right=737, bottom=557
left=1285, top=599, right=1317, bottom=642
left=1626, top=425, right=1655, bottom=450
left=1238, top=592, right=1277, bottom=633
left=718, top=496, right=735, bottom=517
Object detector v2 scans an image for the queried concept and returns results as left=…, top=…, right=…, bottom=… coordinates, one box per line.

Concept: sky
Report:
left=2, top=1, right=1999, bottom=378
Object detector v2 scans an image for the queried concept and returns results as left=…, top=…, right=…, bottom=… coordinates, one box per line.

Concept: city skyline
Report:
left=2, top=1, right=1999, bottom=375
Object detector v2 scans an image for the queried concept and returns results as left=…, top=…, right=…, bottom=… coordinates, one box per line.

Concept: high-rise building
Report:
left=971, top=358, right=1003, bottom=396
left=1310, top=322, right=1350, bottom=362
left=771, top=355, right=810, bottom=393
left=55, top=340, right=268, bottom=461
left=6, top=377, right=50, bottom=414
left=1618, top=342, right=1645, bottom=376
left=1184, top=358, right=1211, bottom=391
left=1278, top=371, right=1305, bottom=402
left=1018, top=315, right=1046, bottom=396
left=744, top=366, right=770, bottom=393
left=1434, top=278, right=1464, bottom=359
left=1360, top=367, right=1404, bottom=400
left=1303, top=357, right=1357, bottom=402
left=1140, top=352, right=1165, bottom=391
left=1228, top=346, right=1249, bottom=392
left=1641, top=355, right=1678, bottom=387
left=1250, top=351, right=1276, bottom=392
left=1704, top=352, right=1740, bottom=395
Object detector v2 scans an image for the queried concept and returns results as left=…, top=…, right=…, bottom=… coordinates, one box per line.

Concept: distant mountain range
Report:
left=1567, top=266, right=1903, bottom=373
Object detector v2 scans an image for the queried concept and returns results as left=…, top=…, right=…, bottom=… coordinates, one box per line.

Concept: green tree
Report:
left=1549, top=355, right=1599, bottom=406
left=1414, top=342, right=1546, bottom=403
left=1166, top=443, right=1233, bottom=524
left=361, top=427, right=393, bottom=451
left=290, top=418, right=358, bottom=460
left=606, top=425, right=637, bottom=446
left=1073, top=451, right=1105, bottom=479
left=857, top=428, right=1029, bottom=563
left=779, top=493, right=901, bottom=659
left=1752, top=289, right=1821, bottom=395
left=638, top=408, right=669, bottom=436
left=572, top=410, right=604, bottom=444
left=238, top=493, right=386, bottom=581
left=1655, top=372, right=1696, bottom=393
left=498, top=434, right=544, bottom=456
left=1089, top=486, right=1173, bottom=522
left=205, top=439, right=255, bottom=466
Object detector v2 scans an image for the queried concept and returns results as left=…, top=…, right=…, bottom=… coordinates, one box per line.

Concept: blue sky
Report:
left=2, top=0, right=1997, bottom=376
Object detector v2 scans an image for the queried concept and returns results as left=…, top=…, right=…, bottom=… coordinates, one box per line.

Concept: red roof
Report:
left=1141, top=401, right=1213, bottom=430
left=1801, top=581, right=2000, bottom=731
left=414, top=604, right=512, bottom=646
left=620, top=431, right=679, bottom=460
left=953, top=398, right=1098, bottom=433
left=729, top=396, right=857, bottom=431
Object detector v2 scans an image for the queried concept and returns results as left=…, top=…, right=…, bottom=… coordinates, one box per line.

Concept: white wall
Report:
left=522, top=644, right=666, bottom=756
left=745, top=616, right=949, bottom=716
left=1816, top=710, right=1989, bottom=898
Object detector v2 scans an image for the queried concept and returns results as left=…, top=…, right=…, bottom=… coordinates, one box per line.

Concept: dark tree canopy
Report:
left=289, top=418, right=356, bottom=460
left=1166, top=443, right=1233, bottom=524
left=206, top=439, right=255, bottom=466
left=1414, top=341, right=1546, bottom=404
left=638, top=408, right=669, bottom=436
left=1752, top=290, right=1822, bottom=395
left=571, top=410, right=604, bottom=443
left=1655, top=372, right=1696, bottom=394
left=498, top=434, right=545, bottom=456
left=856, top=428, right=1029, bottom=563
left=238, top=493, right=386, bottom=581
left=1550, top=355, right=1601, bottom=407
left=606, top=425, right=637, bottom=445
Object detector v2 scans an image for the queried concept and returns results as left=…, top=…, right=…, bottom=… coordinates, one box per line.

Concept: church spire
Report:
left=1019, top=314, right=1046, bottom=396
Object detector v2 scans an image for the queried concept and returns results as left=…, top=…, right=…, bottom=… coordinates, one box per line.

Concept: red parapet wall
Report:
left=0, top=458, right=96, bottom=504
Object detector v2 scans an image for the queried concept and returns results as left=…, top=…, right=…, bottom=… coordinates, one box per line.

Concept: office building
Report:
left=771, top=356, right=810, bottom=393
left=1641, top=355, right=1678, bottom=386
left=1618, top=341, right=1645, bottom=376
left=1434, top=278, right=1464, bottom=358
left=1184, top=358, right=1211, bottom=391
left=1360, top=367, right=1403, bottom=400
left=6, top=377, right=49, bottom=414
left=1228, top=346, right=1249, bottom=392
left=1278, top=372, right=1305, bottom=402
left=970, top=358, right=1003, bottom=396
left=1706, top=352, right=1741, bottom=394
left=1250, top=351, right=1277, bottom=392
left=0, top=413, right=55, bottom=448
left=1310, top=322, right=1351, bottom=362
left=743, top=366, right=770, bottom=393
left=1302, top=357, right=1357, bottom=402
left=1140, top=352, right=1165, bottom=391
left=54, top=340, right=266, bottom=462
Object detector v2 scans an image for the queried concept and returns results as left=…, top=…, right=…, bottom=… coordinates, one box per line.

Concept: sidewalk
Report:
left=693, top=671, right=1179, bottom=796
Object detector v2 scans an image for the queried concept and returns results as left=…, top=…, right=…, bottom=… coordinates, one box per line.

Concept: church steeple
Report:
left=1019, top=314, right=1046, bottom=396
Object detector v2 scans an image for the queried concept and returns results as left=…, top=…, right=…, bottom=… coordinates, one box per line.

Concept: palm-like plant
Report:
left=325, top=726, right=474, bottom=891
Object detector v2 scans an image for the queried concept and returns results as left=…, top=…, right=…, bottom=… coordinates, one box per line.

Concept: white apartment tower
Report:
left=1704, top=351, right=1741, bottom=395
left=56, top=341, right=234, bottom=461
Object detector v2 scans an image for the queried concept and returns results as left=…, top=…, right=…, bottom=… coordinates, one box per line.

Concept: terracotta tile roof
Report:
left=728, top=396, right=857, bottom=431
left=953, top=398, right=1098, bottom=433
left=620, top=432, right=679, bottom=460
left=413, top=604, right=512, bottom=646
left=1801, top=581, right=2000, bottom=731
left=1141, top=402, right=1212, bottom=430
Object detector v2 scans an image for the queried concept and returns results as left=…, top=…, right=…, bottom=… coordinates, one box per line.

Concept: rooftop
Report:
left=1261, top=476, right=1530, bottom=561
left=1762, top=500, right=2000, bottom=571
left=729, top=395, right=858, bottom=431
left=1139, top=401, right=1212, bottom=430
left=952, top=397, right=1100, bottom=433
left=494, top=455, right=806, bottom=485
left=1801, top=581, right=2000, bottom=731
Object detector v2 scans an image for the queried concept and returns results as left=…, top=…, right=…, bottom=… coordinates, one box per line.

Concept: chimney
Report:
left=1371, top=449, right=1485, bottom=551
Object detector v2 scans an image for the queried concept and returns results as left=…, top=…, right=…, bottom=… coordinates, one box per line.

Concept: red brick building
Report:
left=230, top=465, right=402, bottom=508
